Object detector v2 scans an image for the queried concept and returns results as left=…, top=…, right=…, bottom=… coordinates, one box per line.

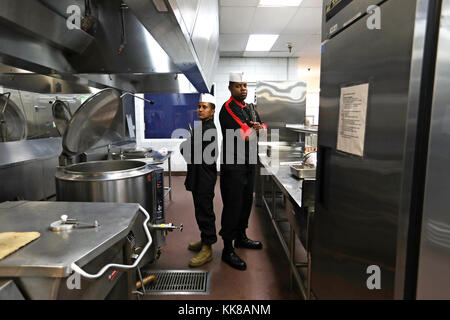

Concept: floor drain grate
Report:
left=142, top=270, right=211, bottom=295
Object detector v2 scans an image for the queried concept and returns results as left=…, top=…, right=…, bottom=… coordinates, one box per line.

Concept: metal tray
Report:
left=290, top=164, right=316, bottom=179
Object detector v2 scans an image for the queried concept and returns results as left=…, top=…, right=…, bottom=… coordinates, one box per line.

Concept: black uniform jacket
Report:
left=219, top=97, right=267, bottom=166
left=180, top=118, right=218, bottom=192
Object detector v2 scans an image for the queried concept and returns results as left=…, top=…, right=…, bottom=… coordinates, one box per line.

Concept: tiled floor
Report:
left=143, top=176, right=302, bottom=300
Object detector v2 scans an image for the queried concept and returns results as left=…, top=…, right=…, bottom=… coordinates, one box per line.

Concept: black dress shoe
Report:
left=234, top=237, right=263, bottom=250
left=221, top=250, right=247, bottom=271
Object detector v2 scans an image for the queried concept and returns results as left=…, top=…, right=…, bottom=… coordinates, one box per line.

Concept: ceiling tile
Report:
left=220, top=7, right=256, bottom=34
left=218, top=1, right=323, bottom=58
left=219, top=34, right=249, bottom=51
left=248, top=7, right=298, bottom=34
left=220, top=0, right=259, bottom=6
left=300, top=0, right=323, bottom=7
left=294, top=35, right=321, bottom=54
left=282, top=7, right=322, bottom=35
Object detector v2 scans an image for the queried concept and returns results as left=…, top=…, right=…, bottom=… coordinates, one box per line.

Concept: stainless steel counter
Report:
left=0, top=201, right=140, bottom=278
left=0, top=138, right=61, bottom=168
left=0, top=138, right=61, bottom=202
left=258, top=153, right=315, bottom=300
left=259, top=154, right=304, bottom=209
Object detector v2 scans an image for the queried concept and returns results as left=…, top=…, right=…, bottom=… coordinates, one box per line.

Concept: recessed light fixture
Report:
left=258, top=0, right=303, bottom=7
left=245, top=34, right=279, bottom=51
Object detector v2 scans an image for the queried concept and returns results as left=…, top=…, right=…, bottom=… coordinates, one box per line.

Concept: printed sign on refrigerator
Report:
left=337, top=83, right=369, bottom=157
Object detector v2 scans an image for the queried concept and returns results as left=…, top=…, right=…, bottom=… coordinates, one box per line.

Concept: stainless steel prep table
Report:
left=258, top=154, right=315, bottom=300
left=0, top=201, right=146, bottom=300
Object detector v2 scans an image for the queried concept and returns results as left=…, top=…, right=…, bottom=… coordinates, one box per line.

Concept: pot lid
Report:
left=52, top=100, right=72, bottom=137
left=62, top=88, right=121, bottom=156
left=0, top=93, right=27, bottom=142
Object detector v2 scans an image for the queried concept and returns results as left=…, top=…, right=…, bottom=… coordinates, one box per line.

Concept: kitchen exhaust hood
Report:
left=0, top=0, right=219, bottom=94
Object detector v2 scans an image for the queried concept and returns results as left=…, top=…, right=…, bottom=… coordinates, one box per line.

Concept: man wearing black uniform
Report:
left=180, top=94, right=218, bottom=267
left=219, top=72, right=267, bottom=271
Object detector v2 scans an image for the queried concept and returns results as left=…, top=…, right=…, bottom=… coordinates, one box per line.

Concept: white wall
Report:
left=136, top=56, right=321, bottom=172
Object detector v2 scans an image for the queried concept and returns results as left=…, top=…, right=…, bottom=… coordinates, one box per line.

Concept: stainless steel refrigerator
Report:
left=312, top=0, right=449, bottom=299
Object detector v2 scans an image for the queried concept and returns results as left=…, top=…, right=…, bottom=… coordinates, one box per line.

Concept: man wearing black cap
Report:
left=219, top=71, right=267, bottom=271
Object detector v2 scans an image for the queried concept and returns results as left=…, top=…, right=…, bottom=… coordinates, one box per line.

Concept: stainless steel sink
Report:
left=290, top=164, right=316, bottom=179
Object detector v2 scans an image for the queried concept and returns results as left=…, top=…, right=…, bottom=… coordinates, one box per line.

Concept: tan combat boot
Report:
left=189, top=244, right=213, bottom=267
left=188, top=241, right=202, bottom=252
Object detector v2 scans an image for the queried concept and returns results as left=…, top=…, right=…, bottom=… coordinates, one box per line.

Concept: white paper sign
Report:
left=337, top=84, right=369, bottom=157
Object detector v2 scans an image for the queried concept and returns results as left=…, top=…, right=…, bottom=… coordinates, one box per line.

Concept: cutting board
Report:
left=0, top=232, right=41, bottom=260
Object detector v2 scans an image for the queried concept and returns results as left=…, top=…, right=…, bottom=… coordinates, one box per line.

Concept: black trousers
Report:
left=192, top=191, right=217, bottom=245
left=191, top=168, right=217, bottom=245
left=219, top=164, right=256, bottom=241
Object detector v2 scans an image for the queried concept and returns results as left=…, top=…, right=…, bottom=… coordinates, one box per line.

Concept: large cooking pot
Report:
left=55, top=160, right=160, bottom=214
left=55, top=160, right=165, bottom=263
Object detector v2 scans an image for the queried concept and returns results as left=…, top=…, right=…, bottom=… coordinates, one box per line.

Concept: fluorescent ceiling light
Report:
left=259, top=0, right=303, bottom=7
left=245, top=34, right=279, bottom=51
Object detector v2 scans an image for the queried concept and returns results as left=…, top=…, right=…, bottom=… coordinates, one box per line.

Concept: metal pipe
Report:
left=290, top=226, right=295, bottom=290
left=120, top=92, right=154, bottom=104
left=168, top=155, right=172, bottom=200
left=70, top=204, right=153, bottom=279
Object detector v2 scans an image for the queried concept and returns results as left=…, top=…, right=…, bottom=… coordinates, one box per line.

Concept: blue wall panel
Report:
left=144, top=93, right=200, bottom=139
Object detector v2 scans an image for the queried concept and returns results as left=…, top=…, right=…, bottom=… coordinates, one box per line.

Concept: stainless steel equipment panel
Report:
left=124, top=0, right=220, bottom=92
left=256, top=81, right=307, bottom=143
left=0, top=138, right=61, bottom=168
left=322, top=0, right=383, bottom=40
left=0, top=138, right=61, bottom=202
left=312, top=0, right=419, bottom=299
left=176, top=0, right=201, bottom=36
left=191, top=0, right=220, bottom=86
left=416, top=0, right=450, bottom=299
